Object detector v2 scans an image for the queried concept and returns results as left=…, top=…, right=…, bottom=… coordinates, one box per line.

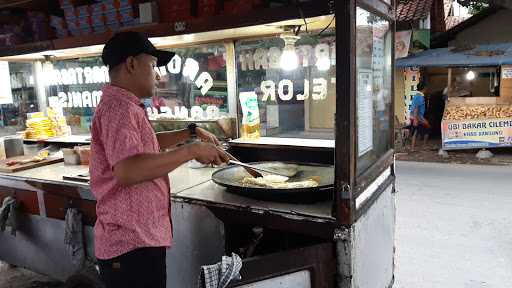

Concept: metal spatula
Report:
left=228, top=160, right=293, bottom=178
left=222, top=151, right=263, bottom=178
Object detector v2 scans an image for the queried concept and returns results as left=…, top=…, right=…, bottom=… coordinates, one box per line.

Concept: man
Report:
left=90, top=32, right=230, bottom=288
left=409, top=81, right=431, bottom=152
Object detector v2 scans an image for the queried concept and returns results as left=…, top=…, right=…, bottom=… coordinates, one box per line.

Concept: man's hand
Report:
left=412, top=116, right=419, bottom=127
left=188, top=142, right=229, bottom=166
left=196, top=127, right=221, bottom=146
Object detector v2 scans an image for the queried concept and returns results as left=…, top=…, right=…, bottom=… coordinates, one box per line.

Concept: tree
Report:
left=458, top=0, right=512, bottom=14
left=458, top=0, right=490, bottom=14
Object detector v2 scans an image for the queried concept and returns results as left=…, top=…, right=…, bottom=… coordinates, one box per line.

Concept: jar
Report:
left=75, top=146, right=91, bottom=165
left=63, top=148, right=81, bottom=165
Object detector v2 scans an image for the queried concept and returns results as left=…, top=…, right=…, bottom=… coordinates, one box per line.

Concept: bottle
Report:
left=239, top=92, right=260, bottom=139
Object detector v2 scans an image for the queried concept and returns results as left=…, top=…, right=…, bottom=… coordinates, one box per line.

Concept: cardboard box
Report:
left=139, top=2, right=159, bottom=23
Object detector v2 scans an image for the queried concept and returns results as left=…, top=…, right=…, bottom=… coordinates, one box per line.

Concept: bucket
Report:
left=4, top=137, right=24, bottom=158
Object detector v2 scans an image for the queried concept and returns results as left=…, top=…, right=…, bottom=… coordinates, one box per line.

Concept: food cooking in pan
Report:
left=241, top=174, right=320, bottom=189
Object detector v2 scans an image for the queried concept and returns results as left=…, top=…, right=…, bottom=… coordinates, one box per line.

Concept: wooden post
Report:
left=447, top=68, right=452, bottom=99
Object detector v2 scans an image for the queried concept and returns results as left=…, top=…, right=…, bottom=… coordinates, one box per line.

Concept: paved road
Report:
left=395, top=161, right=512, bottom=288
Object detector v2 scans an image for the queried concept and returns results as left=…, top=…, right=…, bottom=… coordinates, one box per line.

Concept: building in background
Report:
left=395, top=0, right=471, bottom=128
left=397, top=5, right=512, bottom=150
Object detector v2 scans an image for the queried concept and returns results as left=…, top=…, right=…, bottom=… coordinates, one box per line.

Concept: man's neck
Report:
left=109, top=81, right=142, bottom=99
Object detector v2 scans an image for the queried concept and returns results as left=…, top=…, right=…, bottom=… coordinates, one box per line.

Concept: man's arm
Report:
left=113, top=142, right=229, bottom=186
left=155, top=129, right=190, bottom=150
left=156, top=127, right=221, bottom=150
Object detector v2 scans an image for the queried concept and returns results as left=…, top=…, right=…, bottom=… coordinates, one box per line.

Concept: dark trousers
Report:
left=98, top=247, right=166, bottom=288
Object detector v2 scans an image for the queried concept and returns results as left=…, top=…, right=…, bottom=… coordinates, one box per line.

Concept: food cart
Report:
left=396, top=43, right=512, bottom=150
left=0, top=1, right=396, bottom=287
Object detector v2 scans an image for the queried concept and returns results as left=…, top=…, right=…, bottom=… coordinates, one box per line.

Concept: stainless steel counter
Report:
left=0, top=163, right=334, bottom=221
left=0, top=163, right=90, bottom=187
left=0, top=162, right=215, bottom=193
left=23, top=135, right=91, bottom=144
left=176, top=180, right=334, bottom=221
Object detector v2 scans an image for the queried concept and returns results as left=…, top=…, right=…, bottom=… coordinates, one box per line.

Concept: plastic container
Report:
left=78, top=16, right=92, bottom=29
left=75, top=146, right=91, bottom=165
left=23, top=143, right=42, bottom=156
left=63, top=7, right=78, bottom=21
left=76, top=5, right=91, bottom=17
left=91, top=3, right=105, bottom=15
left=63, top=148, right=81, bottom=165
left=4, top=137, right=24, bottom=158
left=104, top=11, right=120, bottom=24
left=91, top=15, right=106, bottom=27
left=119, top=7, right=134, bottom=23
left=93, top=25, right=107, bottom=34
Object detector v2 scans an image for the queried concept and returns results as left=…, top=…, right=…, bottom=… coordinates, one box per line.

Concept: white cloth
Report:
left=198, top=253, right=242, bottom=288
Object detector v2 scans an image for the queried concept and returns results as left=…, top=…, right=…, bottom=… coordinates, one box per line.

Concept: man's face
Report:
left=132, top=53, right=160, bottom=98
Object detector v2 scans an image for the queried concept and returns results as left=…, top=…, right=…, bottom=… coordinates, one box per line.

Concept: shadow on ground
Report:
left=0, top=262, right=63, bottom=288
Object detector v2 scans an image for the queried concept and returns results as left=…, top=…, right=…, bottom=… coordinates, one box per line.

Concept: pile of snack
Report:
left=24, top=109, right=71, bottom=140
left=443, top=104, right=512, bottom=120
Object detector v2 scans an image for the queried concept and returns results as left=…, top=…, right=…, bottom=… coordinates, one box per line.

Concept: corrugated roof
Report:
left=444, top=0, right=452, bottom=18
left=445, top=15, right=470, bottom=30
left=397, top=0, right=434, bottom=21
left=396, top=42, right=512, bottom=67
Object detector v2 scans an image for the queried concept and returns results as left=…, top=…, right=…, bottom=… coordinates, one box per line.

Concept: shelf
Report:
left=0, top=1, right=332, bottom=58
left=0, top=40, right=53, bottom=58
left=11, top=87, right=34, bottom=90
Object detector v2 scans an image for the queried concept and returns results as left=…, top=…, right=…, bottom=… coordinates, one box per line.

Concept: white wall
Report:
left=449, top=9, right=512, bottom=46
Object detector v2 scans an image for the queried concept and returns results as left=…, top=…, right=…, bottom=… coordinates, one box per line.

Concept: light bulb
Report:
left=466, top=70, right=476, bottom=81
left=316, top=57, right=331, bottom=71
left=42, top=61, right=55, bottom=86
left=279, top=34, right=300, bottom=71
left=280, top=47, right=298, bottom=71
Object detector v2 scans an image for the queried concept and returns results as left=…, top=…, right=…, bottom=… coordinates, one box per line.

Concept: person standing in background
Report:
left=409, top=81, right=431, bottom=152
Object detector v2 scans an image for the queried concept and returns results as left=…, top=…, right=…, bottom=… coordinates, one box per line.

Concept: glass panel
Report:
left=235, top=31, right=336, bottom=140
left=150, top=43, right=233, bottom=139
left=356, top=8, right=392, bottom=175
left=42, top=42, right=229, bottom=135
left=0, top=62, right=39, bottom=137
left=152, top=43, right=229, bottom=116
left=45, top=56, right=106, bottom=135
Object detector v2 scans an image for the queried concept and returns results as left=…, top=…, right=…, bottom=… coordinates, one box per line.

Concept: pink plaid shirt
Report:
left=90, top=85, right=172, bottom=260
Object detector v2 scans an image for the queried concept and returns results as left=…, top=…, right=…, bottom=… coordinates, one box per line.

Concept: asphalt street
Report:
left=394, top=161, right=512, bottom=288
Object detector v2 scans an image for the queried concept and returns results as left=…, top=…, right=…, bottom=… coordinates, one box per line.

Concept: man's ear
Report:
left=125, top=56, right=137, bottom=74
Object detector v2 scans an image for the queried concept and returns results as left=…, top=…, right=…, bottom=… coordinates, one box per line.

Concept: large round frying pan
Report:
left=212, top=162, right=334, bottom=203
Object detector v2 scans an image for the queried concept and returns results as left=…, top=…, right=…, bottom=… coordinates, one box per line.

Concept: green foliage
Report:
left=457, top=0, right=490, bottom=14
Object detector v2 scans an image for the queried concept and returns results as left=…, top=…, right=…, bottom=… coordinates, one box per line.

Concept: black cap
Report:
left=102, top=31, right=175, bottom=69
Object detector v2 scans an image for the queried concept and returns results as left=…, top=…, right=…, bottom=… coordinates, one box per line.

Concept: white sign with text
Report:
left=0, top=61, right=13, bottom=104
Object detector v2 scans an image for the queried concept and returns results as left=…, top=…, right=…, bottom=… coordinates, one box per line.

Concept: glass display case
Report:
left=0, top=62, right=38, bottom=137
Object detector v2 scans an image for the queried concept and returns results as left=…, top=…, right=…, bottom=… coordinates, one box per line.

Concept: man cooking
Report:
left=90, top=31, right=230, bottom=288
